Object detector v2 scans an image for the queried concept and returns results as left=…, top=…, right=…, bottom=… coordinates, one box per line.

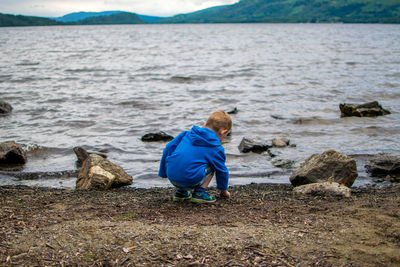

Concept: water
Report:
left=1, top=24, right=399, bottom=188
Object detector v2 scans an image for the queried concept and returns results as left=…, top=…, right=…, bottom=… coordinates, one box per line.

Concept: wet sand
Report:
left=1, top=183, right=399, bottom=266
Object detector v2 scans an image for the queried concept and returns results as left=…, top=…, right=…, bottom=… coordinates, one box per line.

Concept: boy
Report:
left=158, top=111, right=232, bottom=203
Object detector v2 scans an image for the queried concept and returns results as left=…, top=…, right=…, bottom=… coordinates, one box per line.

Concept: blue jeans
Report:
left=169, top=166, right=215, bottom=191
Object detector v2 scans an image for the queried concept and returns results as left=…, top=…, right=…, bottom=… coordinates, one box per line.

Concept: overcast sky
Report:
left=0, top=0, right=239, bottom=17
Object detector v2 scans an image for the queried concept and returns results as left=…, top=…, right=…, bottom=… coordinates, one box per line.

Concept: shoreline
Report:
left=1, top=183, right=399, bottom=266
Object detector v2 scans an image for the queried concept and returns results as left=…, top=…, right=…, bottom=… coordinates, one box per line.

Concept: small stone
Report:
left=272, top=138, right=289, bottom=148
left=227, top=107, right=238, bottom=114
left=238, top=137, right=271, bottom=153
left=0, top=101, right=13, bottom=114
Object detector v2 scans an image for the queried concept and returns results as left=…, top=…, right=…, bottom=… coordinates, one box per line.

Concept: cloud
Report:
left=0, top=0, right=239, bottom=17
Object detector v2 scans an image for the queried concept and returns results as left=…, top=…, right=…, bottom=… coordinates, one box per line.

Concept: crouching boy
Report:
left=158, top=111, right=232, bottom=203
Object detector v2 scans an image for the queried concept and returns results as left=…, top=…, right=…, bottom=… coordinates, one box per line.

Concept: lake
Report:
left=0, top=23, right=399, bottom=188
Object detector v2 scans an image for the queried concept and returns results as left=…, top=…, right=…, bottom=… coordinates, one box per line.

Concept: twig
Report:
left=144, top=247, right=155, bottom=257
left=0, top=243, right=10, bottom=248
left=43, top=258, right=58, bottom=262
left=120, top=257, right=130, bottom=265
left=46, top=243, right=55, bottom=250
left=279, top=257, right=294, bottom=267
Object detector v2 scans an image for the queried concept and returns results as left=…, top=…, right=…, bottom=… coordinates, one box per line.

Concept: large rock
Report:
left=0, top=101, right=12, bottom=114
left=141, top=132, right=174, bottom=142
left=339, top=101, right=390, bottom=117
left=76, top=154, right=132, bottom=190
left=0, top=141, right=26, bottom=165
left=365, top=154, right=400, bottom=182
left=238, top=137, right=271, bottom=153
left=290, top=150, right=358, bottom=187
left=293, top=182, right=351, bottom=198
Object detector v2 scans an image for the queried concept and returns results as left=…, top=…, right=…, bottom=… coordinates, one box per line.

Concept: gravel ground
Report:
left=1, top=183, right=399, bottom=266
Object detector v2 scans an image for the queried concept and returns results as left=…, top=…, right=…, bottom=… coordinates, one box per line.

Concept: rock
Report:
left=272, top=158, right=295, bottom=168
left=76, top=154, right=132, bottom=190
left=73, top=146, right=107, bottom=165
left=0, top=141, right=27, bottom=165
left=289, top=150, right=358, bottom=188
left=141, top=132, right=174, bottom=142
left=293, top=182, right=351, bottom=198
left=73, top=146, right=89, bottom=163
left=227, top=107, right=238, bottom=114
left=0, top=101, right=13, bottom=114
left=365, top=154, right=400, bottom=182
left=238, top=137, right=271, bottom=153
left=272, top=138, right=290, bottom=148
left=339, top=101, right=390, bottom=117
left=271, top=115, right=286, bottom=120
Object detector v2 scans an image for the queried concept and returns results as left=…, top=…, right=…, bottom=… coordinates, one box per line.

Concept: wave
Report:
left=10, top=76, right=51, bottom=83
left=0, top=75, right=12, bottom=83
left=167, top=72, right=256, bottom=83
left=15, top=61, right=40, bottom=66
left=289, top=117, right=341, bottom=125
left=65, top=68, right=107, bottom=73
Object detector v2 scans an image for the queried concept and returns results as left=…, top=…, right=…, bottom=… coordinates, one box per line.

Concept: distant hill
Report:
left=0, top=13, right=63, bottom=26
left=76, top=12, right=145, bottom=24
left=55, top=11, right=164, bottom=23
left=137, top=14, right=165, bottom=23
left=55, top=11, right=123, bottom=22
left=161, top=0, right=400, bottom=23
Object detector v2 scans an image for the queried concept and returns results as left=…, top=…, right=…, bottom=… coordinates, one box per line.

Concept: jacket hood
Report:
left=189, top=125, right=221, bottom=147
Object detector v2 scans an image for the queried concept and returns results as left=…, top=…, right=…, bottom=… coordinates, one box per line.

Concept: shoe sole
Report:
left=173, top=197, right=191, bottom=202
left=190, top=197, right=216, bottom=204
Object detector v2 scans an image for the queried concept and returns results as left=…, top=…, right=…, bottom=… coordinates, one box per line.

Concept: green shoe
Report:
left=173, top=189, right=191, bottom=202
left=191, top=190, right=216, bottom=204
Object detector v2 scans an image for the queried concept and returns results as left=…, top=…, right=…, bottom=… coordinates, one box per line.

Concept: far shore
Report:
left=1, top=183, right=399, bottom=266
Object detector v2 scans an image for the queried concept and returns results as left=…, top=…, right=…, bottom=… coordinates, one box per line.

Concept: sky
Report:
left=0, top=0, right=239, bottom=17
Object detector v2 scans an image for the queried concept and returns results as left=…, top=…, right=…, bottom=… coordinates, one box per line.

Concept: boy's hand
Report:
left=220, top=190, right=231, bottom=198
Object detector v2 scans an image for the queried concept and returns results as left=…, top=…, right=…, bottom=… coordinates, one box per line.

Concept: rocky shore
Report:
left=1, top=183, right=399, bottom=266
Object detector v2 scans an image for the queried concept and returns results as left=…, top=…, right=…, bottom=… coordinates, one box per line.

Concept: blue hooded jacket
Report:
left=158, top=125, right=229, bottom=191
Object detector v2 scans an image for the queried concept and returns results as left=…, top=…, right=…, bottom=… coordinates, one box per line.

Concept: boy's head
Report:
left=205, top=111, right=232, bottom=141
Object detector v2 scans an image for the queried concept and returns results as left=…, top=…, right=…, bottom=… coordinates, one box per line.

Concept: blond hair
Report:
left=205, top=111, right=232, bottom=132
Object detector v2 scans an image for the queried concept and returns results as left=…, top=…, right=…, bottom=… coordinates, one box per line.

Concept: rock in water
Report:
left=73, top=146, right=89, bottom=164
left=76, top=154, right=132, bottom=190
left=339, top=101, right=390, bottom=117
left=365, top=154, right=400, bottom=182
left=0, top=141, right=26, bottom=165
left=293, top=182, right=351, bottom=198
left=272, top=138, right=290, bottom=148
left=238, top=137, right=271, bottom=153
left=227, top=107, right=238, bottom=114
left=290, top=150, right=358, bottom=188
left=141, top=132, right=174, bottom=142
left=0, top=101, right=12, bottom=114
left=73, top=146, right=107, bottom=165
